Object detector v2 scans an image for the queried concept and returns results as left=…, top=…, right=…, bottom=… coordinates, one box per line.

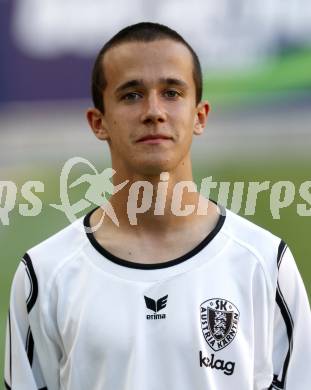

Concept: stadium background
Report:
left=1, top=0, right=311, bottom=382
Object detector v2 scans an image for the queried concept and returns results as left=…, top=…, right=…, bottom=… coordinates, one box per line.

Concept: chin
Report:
left=132, top=156, right=177, bottom=176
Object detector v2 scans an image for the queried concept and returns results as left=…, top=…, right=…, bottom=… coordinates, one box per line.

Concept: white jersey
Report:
left=4, top=207, right=311, bottom=390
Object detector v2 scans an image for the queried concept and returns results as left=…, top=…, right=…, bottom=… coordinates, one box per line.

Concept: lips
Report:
left=137, top=134, right=173, bottom=143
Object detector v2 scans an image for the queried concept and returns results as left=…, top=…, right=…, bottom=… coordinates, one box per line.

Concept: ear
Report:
left=193, top=101, right=210, bottom=136
left=86, top=108, right=110, bottom=141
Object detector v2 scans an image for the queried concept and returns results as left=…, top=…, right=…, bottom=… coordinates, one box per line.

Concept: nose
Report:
left=140, top=91, right=166, bottom=125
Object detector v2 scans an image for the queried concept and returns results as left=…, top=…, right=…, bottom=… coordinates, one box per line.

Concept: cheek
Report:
left=173, top=112, right=196, bottom=139
left=109, top=107, right=139, bottom=132
left=172, top=104, right=196, bottom=126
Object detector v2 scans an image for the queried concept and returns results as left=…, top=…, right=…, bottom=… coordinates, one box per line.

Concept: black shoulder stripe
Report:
left=8, top=311, right=12, bottom=385
left=23, top=265, right=34, bottom=306
left=26, top=327, right=35, bottom=366
left=268, top=380, right=283, bottom=390
left=277, top=240, right=287, bottom=269
left=4, top=379, right=11, bottom=389
left=269, top=240, right=293, bottom=389
left=5, top=322, right=44, bottom=388
left=276, top=282, right=294, bottom=383
left=271, top=282, right=294, bottom=389
left=22, top=253, right=38, bottom=313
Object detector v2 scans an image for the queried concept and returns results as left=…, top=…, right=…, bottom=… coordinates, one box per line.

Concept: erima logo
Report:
left=199, top=351, right=235, bottom=376
left=200, top=298, right=240, bottom=351
left=144, top=295, right=168, bottom=320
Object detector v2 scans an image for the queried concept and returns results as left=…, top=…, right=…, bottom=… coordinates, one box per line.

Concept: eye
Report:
left=163, top=89, right=180, bottom=98
left=122, top=92, right=142, bottom=101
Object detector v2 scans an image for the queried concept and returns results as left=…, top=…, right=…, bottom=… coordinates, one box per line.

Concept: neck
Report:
left=110, top=180, right=201, bottom=230
left=93, top=157, right=213, bottom=233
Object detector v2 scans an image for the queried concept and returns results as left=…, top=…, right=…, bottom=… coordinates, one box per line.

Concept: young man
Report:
left=4, top=22, right=311, bottom=390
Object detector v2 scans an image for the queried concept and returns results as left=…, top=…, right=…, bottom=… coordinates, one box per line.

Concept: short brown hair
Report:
left=91, top=22, right=203, bottom=113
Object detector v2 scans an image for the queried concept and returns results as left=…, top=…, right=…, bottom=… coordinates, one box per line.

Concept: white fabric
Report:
left=4, top=209, right=311, bottom=389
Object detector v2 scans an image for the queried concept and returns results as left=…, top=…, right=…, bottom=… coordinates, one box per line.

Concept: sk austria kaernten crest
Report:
left=200, top=298, right=240, bottom=352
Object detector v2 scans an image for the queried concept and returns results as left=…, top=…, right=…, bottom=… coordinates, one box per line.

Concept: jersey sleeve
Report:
left=269, top=243, right=311, bottom=389
left=4, top=254, right=60, bottom=390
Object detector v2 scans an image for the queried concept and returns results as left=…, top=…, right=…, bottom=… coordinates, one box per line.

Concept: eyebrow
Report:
left=114, top=78, right=188, bottom=95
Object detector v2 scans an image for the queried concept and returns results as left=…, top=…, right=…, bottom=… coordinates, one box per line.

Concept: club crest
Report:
left=200, top=298, right=240, bottom=352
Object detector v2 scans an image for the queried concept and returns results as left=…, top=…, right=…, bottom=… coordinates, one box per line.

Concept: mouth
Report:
left=136, top=134, right=173, bottom=144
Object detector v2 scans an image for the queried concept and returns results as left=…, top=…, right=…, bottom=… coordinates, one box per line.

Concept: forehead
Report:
left=102, top=39, right=195, bottom=89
